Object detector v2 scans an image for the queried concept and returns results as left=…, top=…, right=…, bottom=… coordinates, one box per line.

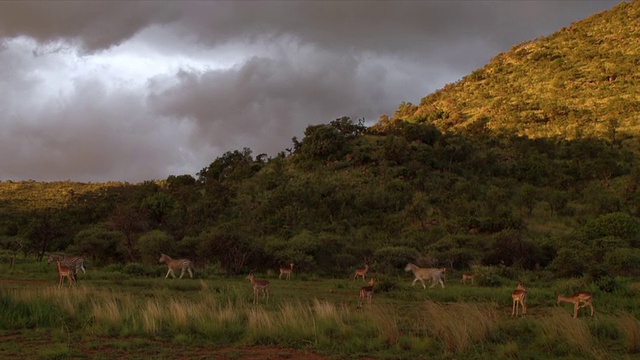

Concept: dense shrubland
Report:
left=1, top=116, right=638, bottom=286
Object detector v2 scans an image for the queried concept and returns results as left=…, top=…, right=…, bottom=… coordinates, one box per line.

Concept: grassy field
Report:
left=2, top=258, right=640, bottom=359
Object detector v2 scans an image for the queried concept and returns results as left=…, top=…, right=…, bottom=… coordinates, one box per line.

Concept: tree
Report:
left=296, top=124, right=348, bottom=162
left=136, top=230, right=175, bottom=265
left=585, top=212, right=639, bottom=245
left=141, top=192, right=175, bottom=226
left=70, top=224, right=125, bottom=265
left=329, top=116, right=366, bottom=138
left=24, top=210, right=68, bottom=261
left=265, top=230, right=322, bottom=272
left=199, top=225, right=258, bottom=275
left=108, top=205, right=148, bottom=262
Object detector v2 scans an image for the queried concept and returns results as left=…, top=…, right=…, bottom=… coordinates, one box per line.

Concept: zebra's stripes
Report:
left=159, top=253, right=194, bottom=279
left=48, top=254, right=86, bottom=276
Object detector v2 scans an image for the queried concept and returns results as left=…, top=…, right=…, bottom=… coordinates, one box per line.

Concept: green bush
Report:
left=122, top=262, right=148, bottom=276
left=596, top=276, right=619, bottom=293
left=473, top=266, right=502, bottom=287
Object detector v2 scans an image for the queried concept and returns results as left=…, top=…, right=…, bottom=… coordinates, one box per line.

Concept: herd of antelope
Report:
left=45, top=254, right=595, bottom=318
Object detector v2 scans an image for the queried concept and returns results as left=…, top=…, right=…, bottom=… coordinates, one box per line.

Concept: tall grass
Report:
left=418, top=301, right=499, bottom=353
left=537, top=308, right=606, bottom=358
left=2, top=280, right=640, bottom=359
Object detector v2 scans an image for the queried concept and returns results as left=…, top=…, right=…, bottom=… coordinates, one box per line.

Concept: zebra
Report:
left=48, top=254, right=86, bottom=280
left=159, top=253, right=194, bottom=279
left=404, top=263, right=446, bottom=289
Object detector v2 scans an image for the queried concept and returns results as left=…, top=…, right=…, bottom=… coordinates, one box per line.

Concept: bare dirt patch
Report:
left=0, top=278, right=49, bottom=285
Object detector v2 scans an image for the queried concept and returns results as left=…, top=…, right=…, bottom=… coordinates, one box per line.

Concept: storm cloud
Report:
left=0, top=1, right=623, bottom=182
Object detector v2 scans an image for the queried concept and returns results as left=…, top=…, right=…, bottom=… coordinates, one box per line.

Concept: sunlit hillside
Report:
left=388, top=1, right=640, bottom=149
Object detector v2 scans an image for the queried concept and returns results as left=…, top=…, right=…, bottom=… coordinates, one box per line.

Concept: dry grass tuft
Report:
left=421, top=301, right=499, bottom=353
left=617, top=313, right=640, bottom=352
left=538, top=308, right=606, bottom=359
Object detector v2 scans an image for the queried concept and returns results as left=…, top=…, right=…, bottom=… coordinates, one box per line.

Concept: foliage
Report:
left=135, top=230, right=174, bottom=264
left=391, top=2, right=640, bottom=152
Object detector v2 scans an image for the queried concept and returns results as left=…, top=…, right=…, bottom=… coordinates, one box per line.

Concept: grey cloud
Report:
left=0, top=76, right=193, bottom=182
left=0, top=1, right=180, bottom=52
left=148, top=49, right=401, bottom=157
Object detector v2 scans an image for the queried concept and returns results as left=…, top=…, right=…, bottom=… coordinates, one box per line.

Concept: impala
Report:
left=404, top=263, right=445, bottom=289
left=246, top=273, right=270, bottom=304
left=56, top=260, right=75, bottom=287
left=159, top=253, right=194, bottom=279
left=512, top=282, right=527, bottom=317
left=353, top=263, right=369, bottom=281
left=279, top=263, right=294, bottom=280
left=557, top=291, right=594, bottom=318
left=461, top=273, right=475, bottom=285
left=359, top=277, right=376, bottom=306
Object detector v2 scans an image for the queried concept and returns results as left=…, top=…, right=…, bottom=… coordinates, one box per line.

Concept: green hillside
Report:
left=388, top=1, right=640, bottom=149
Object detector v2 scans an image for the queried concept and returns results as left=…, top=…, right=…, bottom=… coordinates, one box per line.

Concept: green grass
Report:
left=2, top=261, right=640, bottom=359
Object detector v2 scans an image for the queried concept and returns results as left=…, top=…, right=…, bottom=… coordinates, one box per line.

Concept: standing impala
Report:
left=279, top=263, right=294, bottom=280
left=359, top=277, right=376, bottom=307
left=511, top=282, right=527, bottom=317
left=557, top=291, right=594, bottom=318
left=353, top=264, right=369, bottom=281
left=56, top=260, right=75, bottom=287
left=246, top=273, right=270, bottom=304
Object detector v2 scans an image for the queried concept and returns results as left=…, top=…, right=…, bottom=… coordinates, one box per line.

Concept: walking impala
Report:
left=461, top=273, right=475, bottom=285
left=246, top=273, right=270, bottom=304
left=353, top=264, right=369, bottom=281
left=279, top=263, right=294, bottom=280
left=557, top=291, right=594, bottom=318
left=159, top=253, right=194, bottom=279
left=512, top=282, right=527, bottom=317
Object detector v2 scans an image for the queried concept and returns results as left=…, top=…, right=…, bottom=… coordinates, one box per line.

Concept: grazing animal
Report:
left=557, top=291, right=594, bottom=318
left=56, top=260, right=75, bottom=287
left=159, top=253, right=194, bottom=279
left=48, top=254, right=86, bottom=279
left=461, top=273, right=475, bottom=285
left=354, top=264, right=369, bottom=281
left=512, top=282, right=527, bottom=317
left=359, top=277, right=376, bottom=306
left=404, top=263, right=445, bottom=289
left=279, top=263, right=294, bottom=280
left=246, top=273, right=270, bottom=304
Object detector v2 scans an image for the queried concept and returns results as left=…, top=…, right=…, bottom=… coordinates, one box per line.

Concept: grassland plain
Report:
left=1, top=259, right=640, bottom=360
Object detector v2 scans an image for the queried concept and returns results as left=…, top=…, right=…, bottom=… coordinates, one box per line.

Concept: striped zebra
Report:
left=48, top=254, right=86, bottom=277
left=404, top=263, right=445, bottom=289
left=159, top=253, right=194, bottom=279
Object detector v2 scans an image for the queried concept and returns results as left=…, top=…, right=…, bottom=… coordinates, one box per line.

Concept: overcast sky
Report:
left=0, top=1, right=623, bottom=183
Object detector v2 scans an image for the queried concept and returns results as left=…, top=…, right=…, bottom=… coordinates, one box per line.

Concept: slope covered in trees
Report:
left=388, top=1, right=640, bottom=150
